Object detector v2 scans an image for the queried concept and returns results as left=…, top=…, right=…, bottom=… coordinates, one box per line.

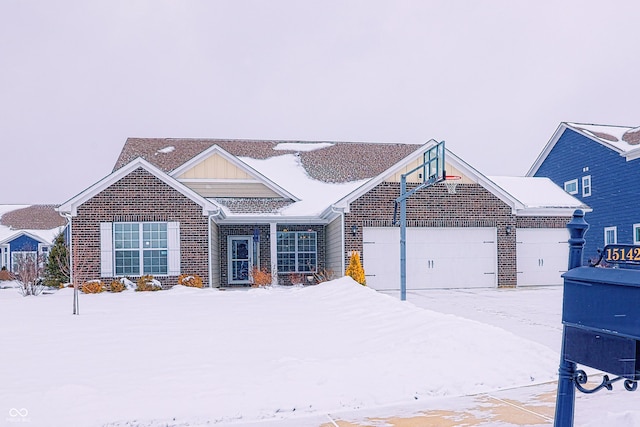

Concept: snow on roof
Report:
left=0, top=209, right=62, bottom=244
left=156, top=146, right=175, bottom=154
left=239, top=154, right=368, bottom=216
left=567, top=123, right=640, bottom=153
left=273, top=142, right=333, bottom=152
left=488, top=176, right=587, bottom=209
left=0, top=205, right=65, bottom=245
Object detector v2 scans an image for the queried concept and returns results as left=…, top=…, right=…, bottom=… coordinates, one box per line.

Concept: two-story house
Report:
left=528, top=122, right=640, bottom=261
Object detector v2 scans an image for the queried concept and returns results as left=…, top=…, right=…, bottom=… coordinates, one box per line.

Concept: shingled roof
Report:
left=0, top=205, right=66, bottom=230
left=114, top=138, right=423, bottom=183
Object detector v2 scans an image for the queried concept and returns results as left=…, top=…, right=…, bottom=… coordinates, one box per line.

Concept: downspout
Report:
left=62, top=213, right=73, bottom=286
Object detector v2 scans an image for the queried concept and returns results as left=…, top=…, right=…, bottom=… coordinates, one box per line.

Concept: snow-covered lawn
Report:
left=0, top=278, right=560, bottom=427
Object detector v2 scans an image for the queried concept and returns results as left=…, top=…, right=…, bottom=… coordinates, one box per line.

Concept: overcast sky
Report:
left=2, top=1, right=640, bottom=204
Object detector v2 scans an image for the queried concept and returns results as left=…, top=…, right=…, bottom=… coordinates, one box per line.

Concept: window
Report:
left=277, top=231, right=317, bottom=272
left=11, top=251, right=37, bottom=272
left=604, top=226, right=617, bottom=245
left=582, top=175, right=591, bottom=197
left=634, top=224, right=640, bottom=245
left=564, top=179, right=578, bottom=195
left=114, top=222, right=168, bottom=275
left=100, top=222, right=179, bottom=277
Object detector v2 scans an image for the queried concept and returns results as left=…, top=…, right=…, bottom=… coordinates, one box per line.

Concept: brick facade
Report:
left=70, top=169, right=572, bottom=290
left=71, top=168, right=210, bottom=288
left=345, top=181, right=571, bottom=287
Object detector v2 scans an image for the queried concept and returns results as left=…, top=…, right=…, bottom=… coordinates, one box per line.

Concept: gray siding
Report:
left=325, top=215, right=344, bottom=278
left=210, top=219, right=220, bottom=287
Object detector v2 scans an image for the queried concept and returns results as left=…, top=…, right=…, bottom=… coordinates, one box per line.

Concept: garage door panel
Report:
left=516, top=228, right=569, bottom=286
left=363, top=227, right=497, bottom=290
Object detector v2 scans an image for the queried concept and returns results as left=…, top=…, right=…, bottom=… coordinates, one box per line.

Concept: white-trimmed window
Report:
left=582, top=175, right=592, bottom=197
left=11, top=251, right=37, bottom=272
left=277, top=231, right=317, bottom=272
left=100, top=222, right=180, bottom=277
left=604, top=226, right=617, bottom=245
left=634, top=224, right=640, bottom=245
left=564, top=179, right=578, bottom=195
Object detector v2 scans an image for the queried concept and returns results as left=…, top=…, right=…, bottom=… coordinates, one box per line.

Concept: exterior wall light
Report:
left=351, top=225, right=358, bottom=236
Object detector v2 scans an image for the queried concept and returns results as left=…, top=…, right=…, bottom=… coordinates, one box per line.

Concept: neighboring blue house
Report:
left=528, top=122, right=640, bottom=262
left=0, top=231, right=51, bottom=272
left=0, top=205, right=67, bottom=273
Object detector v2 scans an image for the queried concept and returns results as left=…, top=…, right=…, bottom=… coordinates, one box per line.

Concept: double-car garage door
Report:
left=362, top=227, right=497, bottom=290
left=362, top=227, right=569, bottom=290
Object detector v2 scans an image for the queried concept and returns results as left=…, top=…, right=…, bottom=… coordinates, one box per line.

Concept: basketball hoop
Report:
left=444, top=175, right=461, bottom=194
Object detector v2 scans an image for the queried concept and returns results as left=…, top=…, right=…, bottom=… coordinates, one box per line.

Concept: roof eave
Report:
left=515, top=206, right=592, bottom=217
left=57, top=157, right=223, bottom=217
left=526, top=123, right=569, bottom=176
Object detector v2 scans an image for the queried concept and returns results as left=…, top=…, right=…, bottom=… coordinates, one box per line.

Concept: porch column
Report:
left=270, top=222, right=278, bottom=285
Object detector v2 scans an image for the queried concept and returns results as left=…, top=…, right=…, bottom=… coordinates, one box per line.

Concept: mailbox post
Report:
left=554, top=210, right=639, bottom=427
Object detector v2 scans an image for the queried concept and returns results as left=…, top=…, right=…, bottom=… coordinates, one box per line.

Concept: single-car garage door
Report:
left=516, top=228, right=569, bottom=286
left=362, top=227, right=497, bottom=290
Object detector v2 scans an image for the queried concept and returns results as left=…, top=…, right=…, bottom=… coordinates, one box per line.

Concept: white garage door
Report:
left=362, top=227, right=497, bottom=290
left=516, top=228, right=569, bottom=286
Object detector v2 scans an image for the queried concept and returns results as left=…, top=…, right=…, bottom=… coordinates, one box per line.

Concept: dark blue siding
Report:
left=535, top=128, right=640, bottom=262
left=9, top=234, right=40, bottom=251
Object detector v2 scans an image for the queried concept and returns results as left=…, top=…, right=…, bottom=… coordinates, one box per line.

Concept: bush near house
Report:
left=136, top=275, right=162, bottom=292
left=81, top=280, right=106, bottom=294
left=109, top=280, right=126, bottom=293
left=177, top=274, right=204, bottom=288
left=251, top=267, right=272, bottom=288
left=43, top=231, right=70, bottom=288
left=346, top=251, right=366, bottom=286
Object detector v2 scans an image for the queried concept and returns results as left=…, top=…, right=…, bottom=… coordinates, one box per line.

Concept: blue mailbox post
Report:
left=554, top=210, right=639, bottom=426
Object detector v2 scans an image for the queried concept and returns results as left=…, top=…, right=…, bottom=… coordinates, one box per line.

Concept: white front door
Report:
left=228, top=236, right=253, bottom=284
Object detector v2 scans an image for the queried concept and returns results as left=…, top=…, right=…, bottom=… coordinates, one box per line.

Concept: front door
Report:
left=228, top=236, right=253, bottom=284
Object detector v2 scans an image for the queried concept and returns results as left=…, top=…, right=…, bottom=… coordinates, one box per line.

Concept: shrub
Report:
left=177, top=274, right=204, bottom=288
left=289, top=273, right=306, bottom=285
left=136, top=275, right=162, bottom=292
left=313, top=268, right=336, bottom=284
left=81, top=280, right=106, bottom=294
left=251, top=267, right=272, bottom=288
left=109, top=280, right=126, bottom=293
left=345, top=251, right=366, bottom=286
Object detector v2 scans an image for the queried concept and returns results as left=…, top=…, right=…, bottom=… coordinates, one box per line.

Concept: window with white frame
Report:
left=277, top=231, right=317, bottom=272
left=604, top=226, right=617, bottom=245
left=11, top=251, right=37, bottom=272
left=564, top=179, right=578, bottom=195
left=634, top=224, right=640, bottom=245
left=582, top=175, right=592, bottom=197
left=101, top=222, right=180, bottom=277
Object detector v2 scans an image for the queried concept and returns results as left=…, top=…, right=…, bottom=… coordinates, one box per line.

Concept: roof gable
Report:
left=331, top=141, right=586, bottom=217
left=169, top=145, right=298, bottom=200
left=528, top=122, right=640, bottom=175
left=58, top=157, right=222, bottom=217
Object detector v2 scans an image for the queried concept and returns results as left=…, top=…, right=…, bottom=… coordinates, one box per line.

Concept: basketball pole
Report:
left=400, top=175, right=407, bottom=301
left=395, top=140, right=446, bottom=301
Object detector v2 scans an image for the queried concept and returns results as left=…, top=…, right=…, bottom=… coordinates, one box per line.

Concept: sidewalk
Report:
left=321, top=381, right=557, bottom=427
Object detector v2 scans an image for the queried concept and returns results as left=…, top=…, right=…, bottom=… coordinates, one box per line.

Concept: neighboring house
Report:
left=528, top=122, right=640, bottom=262
left=0, top=205, right=67, bottom=273
left=57, top=138, right=587, bottom=290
